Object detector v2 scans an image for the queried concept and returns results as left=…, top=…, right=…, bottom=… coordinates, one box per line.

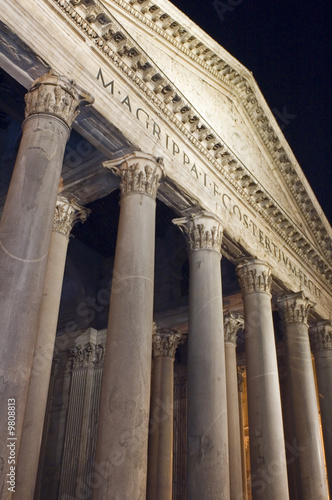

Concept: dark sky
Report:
left=171, top=0, right=332, bottom=225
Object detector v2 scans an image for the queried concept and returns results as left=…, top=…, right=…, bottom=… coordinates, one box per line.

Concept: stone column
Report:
left=172, top=369, right=187, bottom=500
left=173, top=212, right=230, bottom=500
left=237, top=367, right=249, bottom=500
left=59, top=333, right=105, bottom=499
left=224, top=312, right=244, bottom=500
left=0, top=71, right=92, bottom=498
left=277, top=344, right=298, bottom=500
left=236, top=260, right=289, bottom=500
left=147, top=328, right=182, bottom=500
left=15, top=196, right=89, bottom=498
left=92, top=153, right=164, bottom=500
left=276, top=291, right=329, bottom=500
left=310, top=320, right=332, bottom=497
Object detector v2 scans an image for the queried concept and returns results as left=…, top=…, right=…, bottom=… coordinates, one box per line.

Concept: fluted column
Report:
left=236, top=260, right=289, bottom=500
left=59, top=337, right=105, bottom=498
left=147, top=328, right=182, bottom=500
left=173, top=212, right=229, bottom=500
left=0, top=71, right=92, bottom=499
left=276, top=292, right=328, bottom=500
left=310, top=320, right=332, bottom=497
left=92, top=153, right=164, bottom=499
left=224, top=312, right=244, bottom=500
left=15, top=196, right=89, bottom=499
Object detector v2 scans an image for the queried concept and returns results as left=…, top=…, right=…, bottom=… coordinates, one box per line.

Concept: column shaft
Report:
left=237, top=369, right=249, bottom=500
left=93, top=154, right=163, bottom=500
left=237, top=260, right=289, bottom=500
left=174, top=212, right=229, bottom=500
left=224, top=313, right=244, bottom=500
left=278, top=348, right=298, bottom=500
left=147, top=330, right=182, bottom=500
left=310, top=321, right=332, bottom=497
left=277, top=292, right=328, bottom=500
left=0, top=71, right=92, bottom=499
left=15, top=198, right=87, bottom=498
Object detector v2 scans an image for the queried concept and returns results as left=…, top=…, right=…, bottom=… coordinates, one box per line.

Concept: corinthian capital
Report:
left=53, top=196, right=90, bottom=237
left=236, top=259, right=272, bottom=296
left=173, top=211, right=223, bottom=254
left=70, top=342, right=105, bottom=369
left=152, top=329, right=183, bottom=359
left=276, top=291, right=315, bottom=325
left=104, top=152, right=164, bottom=199
left=24, top=70, right=94, bottom=128
left=224, top=312, right=244, bottom=345
left=309, top=320, right=332, bottom=353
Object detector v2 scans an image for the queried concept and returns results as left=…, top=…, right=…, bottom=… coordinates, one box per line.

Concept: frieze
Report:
left=25, top=70, right=94, bottom=128
left=236, top=260, right=272, bottom=296
left=118, top=0, right=332, bottom=264
left=309, top=321, right=332, bottom=353
left=224, top=312, right=244, bottom=345
left=276, top=291, right=314, bottom=325
left=97, top=69, right=323, bottom=298
left=48, top=0, right=332, bottom=292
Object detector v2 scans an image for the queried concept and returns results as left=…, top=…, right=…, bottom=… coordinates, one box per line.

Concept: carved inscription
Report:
left=96, top=68, right=322, bottom=298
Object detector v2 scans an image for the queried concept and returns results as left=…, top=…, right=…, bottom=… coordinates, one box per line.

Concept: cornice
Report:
left=49, top=0, right=332, bottom=291
left=119, top=0, right=332, bottom=260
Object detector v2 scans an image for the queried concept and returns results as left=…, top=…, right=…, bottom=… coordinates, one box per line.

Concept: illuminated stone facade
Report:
left=0, top=1, right=331, bottom=499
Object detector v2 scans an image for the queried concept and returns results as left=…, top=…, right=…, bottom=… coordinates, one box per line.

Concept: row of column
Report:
left=0, top=71, right=93, bottom=499
left=0, top=70, right=331, bottom=500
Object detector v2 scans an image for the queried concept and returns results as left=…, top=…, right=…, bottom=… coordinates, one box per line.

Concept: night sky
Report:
left=170, top=0, right=332, bottom=225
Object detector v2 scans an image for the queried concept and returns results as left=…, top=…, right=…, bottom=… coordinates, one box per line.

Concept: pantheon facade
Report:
left=0, top=1, right=331, bottom=499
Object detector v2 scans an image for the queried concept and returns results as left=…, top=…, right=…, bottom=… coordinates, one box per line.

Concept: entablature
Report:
left=102, top=0, right=332, bottom=265
left=43, top=0, right=332, bottom=290
left=0, top=0, right=331, bottom=315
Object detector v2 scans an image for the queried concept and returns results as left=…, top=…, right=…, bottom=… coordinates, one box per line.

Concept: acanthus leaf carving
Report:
left=152, top=328, right=183, bottom=358
left=104, top=153, right=164, bottom=199
left=276, top=291, right=315, bottom=325
left=309, top=320, right=332, bottom=353
left=25, top=70, right=94, bottom=128
left=236, top=259, right=272, bottom=296
left=224, top=312, right=244, bottom=345
left=173, top=211, right=223, bottom=254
